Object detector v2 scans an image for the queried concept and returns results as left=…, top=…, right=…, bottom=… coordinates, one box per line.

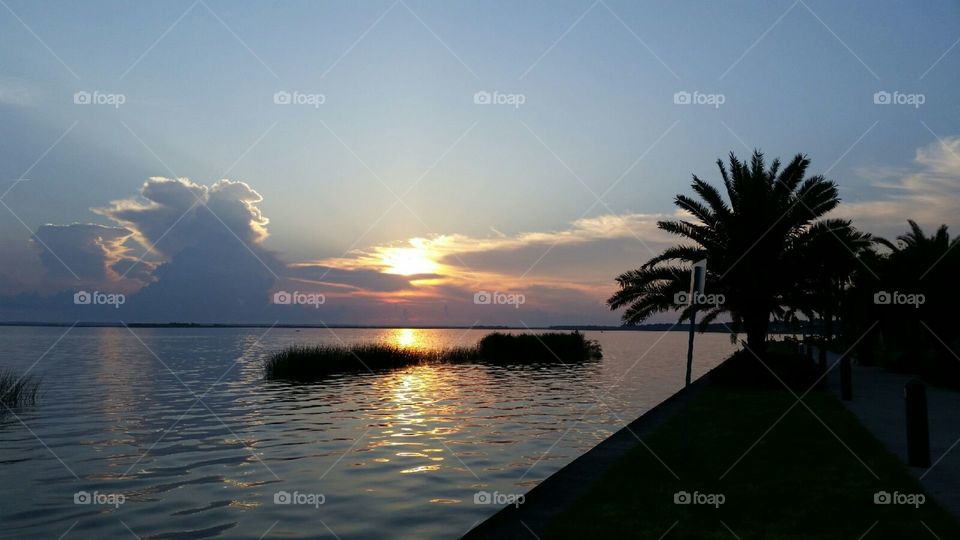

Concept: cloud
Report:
left=95, top=177, right=269, bottom=257
left=291, top=212, right=674, bottom=325
left=438, top=213, right=670, bottom=260
left=18, top=177, right=283, bottom=322
left=32, top=223, right=141, bottom=285
left=317, top=212, right=670, bottom=280
left=840, top=136, right=960, bottom=238
left=287, top=264, right=437, bottom=293
left=98, top=178, right=281, bottom=322
left=437, top=214, right=671, bottom=281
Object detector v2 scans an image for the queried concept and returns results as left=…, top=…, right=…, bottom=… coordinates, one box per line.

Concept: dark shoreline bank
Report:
left=461, top=360, right=720, bottom=539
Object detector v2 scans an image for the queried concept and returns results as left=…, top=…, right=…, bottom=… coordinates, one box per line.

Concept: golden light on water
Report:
left=362, top=364, right=464, bottom=478
left=391, top=328, right=424, bottom=349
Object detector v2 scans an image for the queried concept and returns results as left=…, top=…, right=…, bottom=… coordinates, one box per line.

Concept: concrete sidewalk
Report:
left=822, top=351, right=960, bottom=519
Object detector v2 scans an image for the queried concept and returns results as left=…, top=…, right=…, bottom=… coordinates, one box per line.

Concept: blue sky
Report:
left=1, top=0, right=958, bottom=324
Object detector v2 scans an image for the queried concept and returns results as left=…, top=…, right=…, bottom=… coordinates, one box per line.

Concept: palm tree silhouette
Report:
left=608, top=150, right=864, bottom=355
left=871, top=221, right=959, bottom=366
left=786, top=221, right=873, bottom=343
left=875, top=220, right=959, bottom=259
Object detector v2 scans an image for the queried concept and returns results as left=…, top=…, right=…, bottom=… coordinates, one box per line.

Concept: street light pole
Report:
left=685, top=259, right=707, bottom=387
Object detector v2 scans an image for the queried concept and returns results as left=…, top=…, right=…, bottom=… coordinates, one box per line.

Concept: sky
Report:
left=0, top=0, right=958, bottom=325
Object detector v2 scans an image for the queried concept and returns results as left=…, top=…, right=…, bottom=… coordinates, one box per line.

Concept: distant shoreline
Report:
left=0, top=321, right=793, bottom=333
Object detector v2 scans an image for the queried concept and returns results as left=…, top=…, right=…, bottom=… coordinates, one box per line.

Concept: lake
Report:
left=0, top=327, right=737, bottom=539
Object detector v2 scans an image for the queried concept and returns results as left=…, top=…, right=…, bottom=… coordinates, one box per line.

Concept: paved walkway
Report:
left=823, top=350, right=960, bottom=519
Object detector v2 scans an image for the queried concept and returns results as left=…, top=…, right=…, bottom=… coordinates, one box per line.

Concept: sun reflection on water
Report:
left=390, top=328, right=425, bottom=349
left=365, top=362, right=473, bottom=479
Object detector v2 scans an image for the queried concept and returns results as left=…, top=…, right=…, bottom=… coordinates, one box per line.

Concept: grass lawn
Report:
left=544, top=373, right=960, bottom=539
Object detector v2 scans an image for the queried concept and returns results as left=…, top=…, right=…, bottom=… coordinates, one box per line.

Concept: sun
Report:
left=381, top=240, right=439, bottom=276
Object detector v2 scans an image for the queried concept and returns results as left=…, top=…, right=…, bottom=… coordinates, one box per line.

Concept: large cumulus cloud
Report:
left=20, top=178, right=284, bottom=322
left=96, top=178, right=281, bottom=322
left=95, top=177, right=270, bottom=257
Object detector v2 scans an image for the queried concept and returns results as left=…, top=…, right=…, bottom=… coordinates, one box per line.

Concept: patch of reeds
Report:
left=264, top=331, right=601, bottom=381
left=476, top=331, right=602, bottom=364
left=0, top=369, right=41, bottom=409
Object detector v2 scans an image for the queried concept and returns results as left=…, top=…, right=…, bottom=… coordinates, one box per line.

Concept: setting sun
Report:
left=381, top=240, right=439, bottom=276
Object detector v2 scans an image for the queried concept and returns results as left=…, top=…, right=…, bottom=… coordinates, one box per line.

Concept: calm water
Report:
left=0, top=327, right=737, bottom=539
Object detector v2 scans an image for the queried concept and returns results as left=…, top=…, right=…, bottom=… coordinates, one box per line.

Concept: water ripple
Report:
left=0, top=327, right=735, bottom=539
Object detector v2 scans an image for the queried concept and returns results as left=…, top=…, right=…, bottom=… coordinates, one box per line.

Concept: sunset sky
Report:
left=1, top=0, right=958, bottom=325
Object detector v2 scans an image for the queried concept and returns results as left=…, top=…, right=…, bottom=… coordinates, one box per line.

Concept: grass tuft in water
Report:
left=476, top=331, right=602, bottom=364
left=0, top=369, right=41, bottom=409
left=264, top=332, right=601, bottom=381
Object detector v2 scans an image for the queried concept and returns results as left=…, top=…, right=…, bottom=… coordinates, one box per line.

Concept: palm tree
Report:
left=875, top=220, right=959, bottom=260
left=608, top=150, right=864, bottom=355
left=871, top=221, right=960, bottom=360
left=786, top=221, right=873, bottom=343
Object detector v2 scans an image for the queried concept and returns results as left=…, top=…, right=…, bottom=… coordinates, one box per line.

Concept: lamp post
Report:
left=685, top=259, right=707, bottom=387
left=681, top=259, right=707, bottom=465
